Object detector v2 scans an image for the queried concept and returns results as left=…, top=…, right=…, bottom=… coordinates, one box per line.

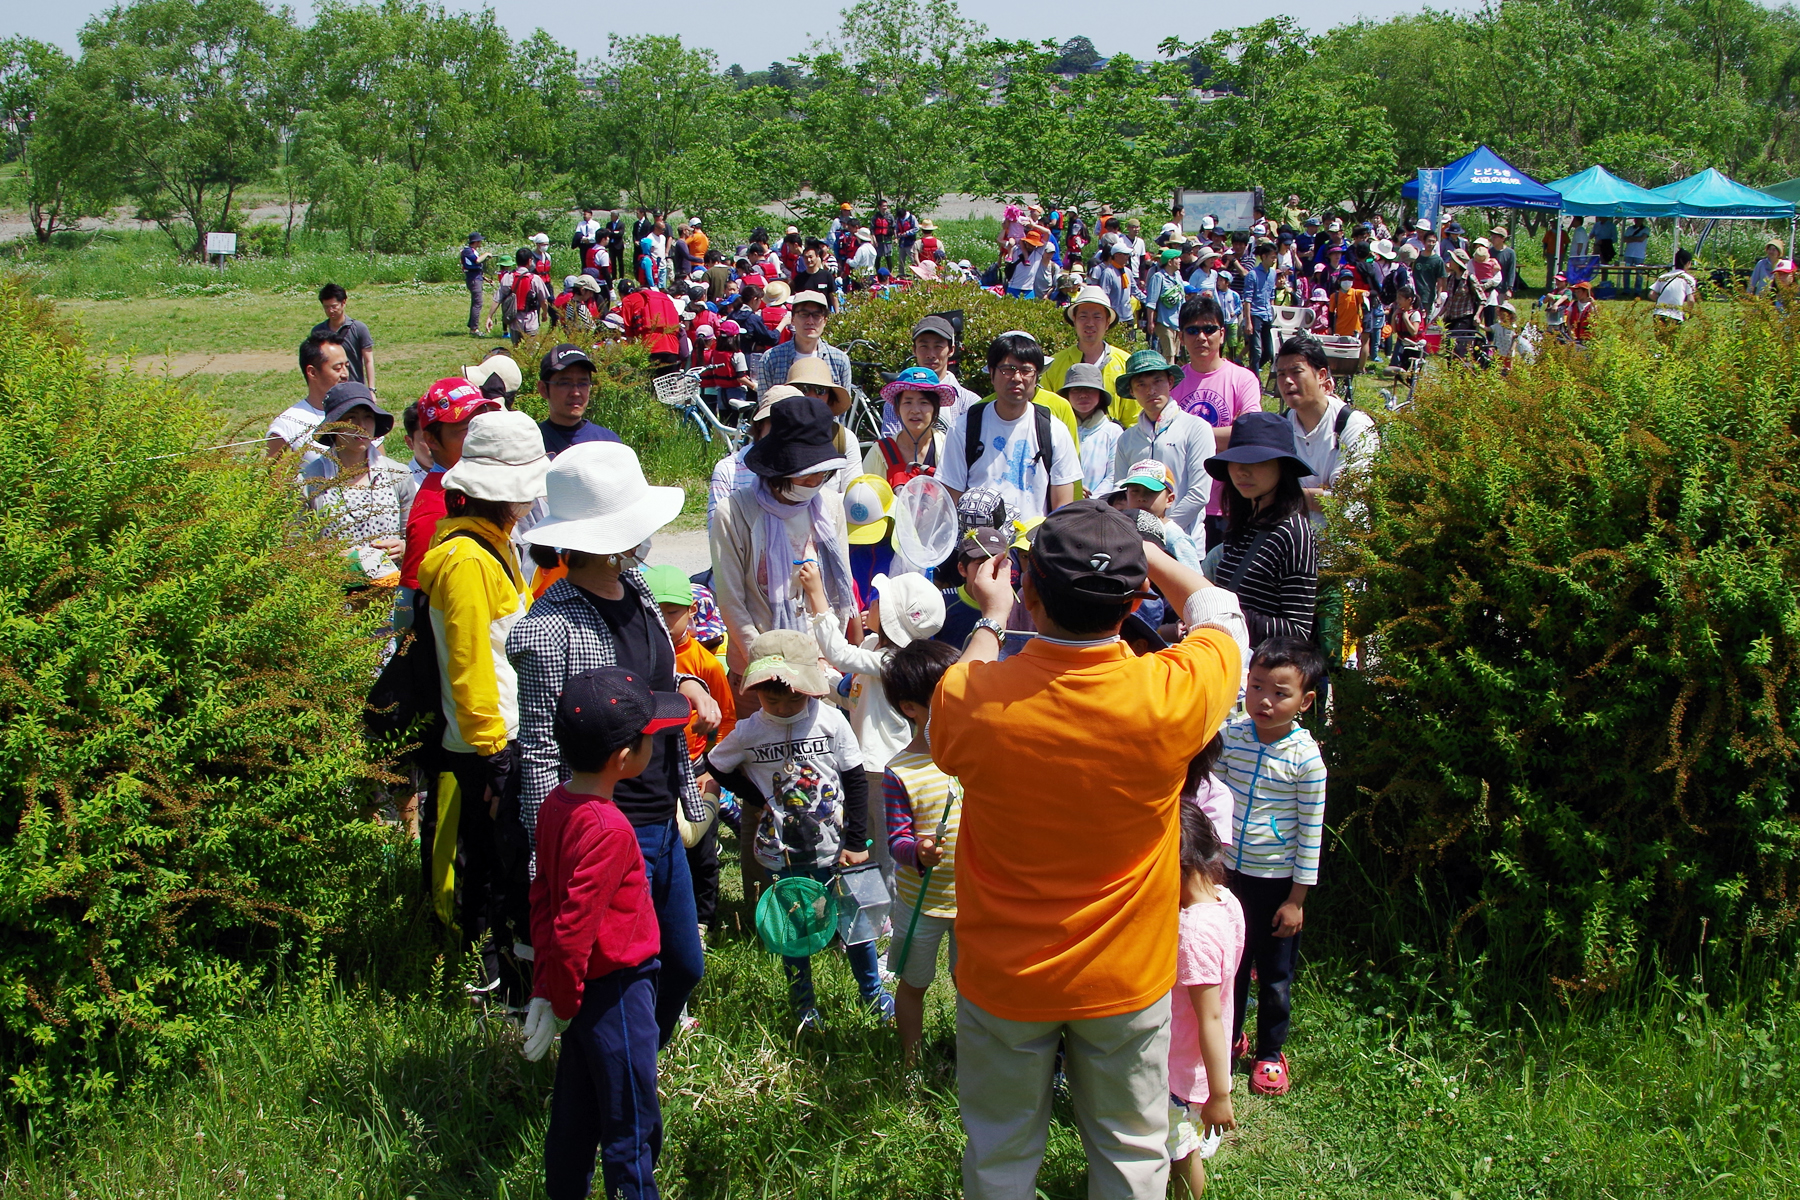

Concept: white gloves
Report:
left=521, top=997, right=570, bottom=1062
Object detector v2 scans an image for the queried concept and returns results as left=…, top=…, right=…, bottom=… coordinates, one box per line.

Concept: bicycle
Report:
left=653, top=368, right=748, bottom=450
left=841, top=338, right=896, bottom=450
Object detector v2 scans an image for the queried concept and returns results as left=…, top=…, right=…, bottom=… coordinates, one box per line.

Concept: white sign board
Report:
left=1175, top=190, right=1259, bottom=234
left=205, top=232, right=238, bottom=256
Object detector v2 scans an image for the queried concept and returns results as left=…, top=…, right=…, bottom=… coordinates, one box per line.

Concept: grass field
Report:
left=1, top=836, right=1794, bottom=1199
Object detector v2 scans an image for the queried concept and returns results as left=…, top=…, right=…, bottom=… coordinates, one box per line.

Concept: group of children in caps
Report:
left=524, top=442, right=1328, bottom=1200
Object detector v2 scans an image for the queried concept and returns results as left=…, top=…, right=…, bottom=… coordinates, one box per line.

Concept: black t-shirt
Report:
left=576, top=586, right=685, bottom=827
left=312, top=318, right=374, bottom=383
left=794, top=269, right=837, bottom=300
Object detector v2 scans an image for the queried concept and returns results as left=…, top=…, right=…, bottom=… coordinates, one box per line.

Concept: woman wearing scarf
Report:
left=708, top=394, right=861, bottom=903
left=709, top=394, right=862, bottom=682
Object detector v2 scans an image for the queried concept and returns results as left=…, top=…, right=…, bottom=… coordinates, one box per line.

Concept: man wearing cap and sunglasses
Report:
left=933, top=500, right=1249, bottom=1200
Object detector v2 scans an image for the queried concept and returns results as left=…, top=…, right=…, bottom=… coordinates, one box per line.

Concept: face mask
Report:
left=761, top=703, right=810, bottom=725
left=616, top=537, right=653, bottom=569
left=782, top=481, right=823, bottom=502
left=1339, top=280, right=1351, bottom=292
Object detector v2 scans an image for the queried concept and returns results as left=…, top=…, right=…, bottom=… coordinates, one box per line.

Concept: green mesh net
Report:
left=755, top=874, right=838, bottom=958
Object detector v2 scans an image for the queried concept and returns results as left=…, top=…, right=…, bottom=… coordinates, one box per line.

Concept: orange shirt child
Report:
left=1328, top=287, right=1366, bottom=337
left=675, top=634, right=735, bottom=764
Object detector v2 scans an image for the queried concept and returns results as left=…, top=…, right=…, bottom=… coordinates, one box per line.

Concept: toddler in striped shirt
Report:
left=1215, top=637, right=1327, bottom=1098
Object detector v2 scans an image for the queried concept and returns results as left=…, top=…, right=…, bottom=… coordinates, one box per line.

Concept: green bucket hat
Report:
left=1115, top=348, right=1184, bottom=399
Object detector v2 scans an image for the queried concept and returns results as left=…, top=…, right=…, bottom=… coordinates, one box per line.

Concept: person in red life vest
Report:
left=399, top=377, right=502, bottom=596
left=699, top=320, right=751, bottom=419
left=529, top=232, right=553, bottom=281
left=615, top=278, right=681, bottom=375
left=518, top=666, right=688, bottom=1200
left=871, top=200, right=896, bottom=274
left=866, top=365, right=952, bottom=486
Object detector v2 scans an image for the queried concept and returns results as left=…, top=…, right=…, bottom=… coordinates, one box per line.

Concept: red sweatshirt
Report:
left=530, top=783, right=660, bottom=1020
left=400, top=470, right=446, bottom=590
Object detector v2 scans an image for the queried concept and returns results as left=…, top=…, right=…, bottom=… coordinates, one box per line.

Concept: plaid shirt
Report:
left=754, top=338, right=853, bottom=397
left=506, top=574, right=707, bottom=847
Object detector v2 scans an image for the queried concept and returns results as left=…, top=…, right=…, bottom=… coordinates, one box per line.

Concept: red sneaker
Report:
left=1249, top=1053, right=1291, bottom=1096
left=1232, top=1032, right=1250, bottom=1061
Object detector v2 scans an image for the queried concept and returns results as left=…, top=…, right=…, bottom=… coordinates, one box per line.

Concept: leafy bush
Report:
left=827, top=281, right=1131, bottom=395
left=0, top=277, right=394, bottom=1116
left=1330, top=299, right=1800, bottom=993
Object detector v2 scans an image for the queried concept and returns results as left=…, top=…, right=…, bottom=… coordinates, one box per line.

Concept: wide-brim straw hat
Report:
left=1064, top=285, right=1120, bottom=327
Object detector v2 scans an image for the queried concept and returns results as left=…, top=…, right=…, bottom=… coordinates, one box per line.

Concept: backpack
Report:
left=963, top=399, right=1054, bottom=480
left=365, top=530, right=512, bottom=751
left=497, top=271, right=519, bottom=323
left=876, top=436, right=937, bottom=488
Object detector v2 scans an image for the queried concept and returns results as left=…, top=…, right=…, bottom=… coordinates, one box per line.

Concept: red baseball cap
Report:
left=418, top=377, right=501, bottom=426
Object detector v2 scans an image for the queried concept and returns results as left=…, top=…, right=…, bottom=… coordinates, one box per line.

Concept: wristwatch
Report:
left=971, top=617, right=1007, bottom=643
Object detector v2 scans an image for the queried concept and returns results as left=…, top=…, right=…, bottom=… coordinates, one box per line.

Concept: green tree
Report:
left=979, top=42, right=1182, bottom=216
left=0, top=38, right=113, bottom=244
left=1164, top=20, right=1397, bottom=215
left=789, top=0, right=990, bottom=218
left=295, top=0, right=575, bottom=254
left=572, top=34, right=763, bottom=226
left=64, top=0, right=289, bottom=256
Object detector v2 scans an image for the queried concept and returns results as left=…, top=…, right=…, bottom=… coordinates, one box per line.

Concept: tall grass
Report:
left=2, top=833, right=1794, bottom=1199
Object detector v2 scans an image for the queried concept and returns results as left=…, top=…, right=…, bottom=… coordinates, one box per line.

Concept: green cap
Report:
left=1115, top=348, right=1183, bottom=399
left=640, top=563, right=695, bottom=607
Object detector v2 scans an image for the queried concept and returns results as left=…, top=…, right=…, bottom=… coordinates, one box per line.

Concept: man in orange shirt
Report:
left=932, top=500, right=1247, bottom=1199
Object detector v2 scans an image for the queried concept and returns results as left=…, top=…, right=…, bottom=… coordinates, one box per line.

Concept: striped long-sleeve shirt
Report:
left=1212, top=512, right=1317, bottom=645
left=1215, top=716, right=1327, bottom=885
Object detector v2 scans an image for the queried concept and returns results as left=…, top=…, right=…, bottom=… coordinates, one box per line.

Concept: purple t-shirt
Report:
left=1172, top=361, right=1263, bottom=516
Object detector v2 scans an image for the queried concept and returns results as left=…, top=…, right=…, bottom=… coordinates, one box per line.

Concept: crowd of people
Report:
left=276, top=186, right=1757, bottom=1200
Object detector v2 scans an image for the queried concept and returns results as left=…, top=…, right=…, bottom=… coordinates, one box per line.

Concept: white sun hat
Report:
left=520, top=441, right=685, bottom=556
left=871, top=572, right=945, bottom=647
left=439, top=410, right=550, bottom=502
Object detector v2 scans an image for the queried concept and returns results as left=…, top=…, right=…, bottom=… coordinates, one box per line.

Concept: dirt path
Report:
left=110, top=342, right=451, bottom=376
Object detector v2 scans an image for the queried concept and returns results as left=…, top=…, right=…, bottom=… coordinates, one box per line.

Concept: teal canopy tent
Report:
left=1548, top=165, right=1678, bottom=217
left=1650, top=169, right=1794, bottom=218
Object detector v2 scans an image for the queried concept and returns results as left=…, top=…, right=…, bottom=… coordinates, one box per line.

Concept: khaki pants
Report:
left=957, top=994, right=1171, bottom=1200
left=1153, top=323, right=1179, bottom=363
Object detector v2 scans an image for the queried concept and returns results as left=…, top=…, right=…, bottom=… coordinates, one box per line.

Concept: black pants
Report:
left=1227, top=871, right=1302, bottom=1061
left=425, top=748, right=531, bottom=995
left=546, top=959, right=662, bottom=1200
left=685, top=819, right=719, bottom=928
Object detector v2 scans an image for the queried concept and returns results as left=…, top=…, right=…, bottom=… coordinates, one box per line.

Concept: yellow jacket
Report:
left=417, top=516, right=530, bottom=756
left=1039, top=344, right=1133, bottom=424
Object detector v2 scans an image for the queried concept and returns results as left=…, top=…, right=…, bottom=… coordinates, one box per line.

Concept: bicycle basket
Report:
left=653, top=371, right=701, bottom=408
left=755, top=875, right=838, bottom=958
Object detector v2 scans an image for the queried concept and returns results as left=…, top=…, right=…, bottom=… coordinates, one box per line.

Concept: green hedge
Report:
left=0, top=278, right=393, bottom=1116
left=827, top=281, right=1132, bottom=395
left=1330, top=299, right=1800, bottom=994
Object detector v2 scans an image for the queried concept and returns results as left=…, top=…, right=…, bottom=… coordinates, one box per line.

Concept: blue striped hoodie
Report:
left=1215, top=716, right=1327, bottom=885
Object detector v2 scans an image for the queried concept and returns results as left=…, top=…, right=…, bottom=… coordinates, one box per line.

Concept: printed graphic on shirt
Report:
left=991, top=431, right=1039, bottom=496
left=756, top=757, right=844, bottom=865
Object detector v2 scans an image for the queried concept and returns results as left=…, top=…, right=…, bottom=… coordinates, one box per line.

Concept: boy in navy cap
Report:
left=521, top=666, right=689, bottom=1200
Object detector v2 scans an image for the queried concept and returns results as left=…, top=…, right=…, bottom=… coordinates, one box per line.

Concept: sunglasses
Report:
left=1182, top=324, right=1224, bottom=337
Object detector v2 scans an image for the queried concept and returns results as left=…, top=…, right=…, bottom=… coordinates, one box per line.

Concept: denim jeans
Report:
left=774, top=864, right=884, bottom=1014
left=633, top=819, right=705, bottom=1046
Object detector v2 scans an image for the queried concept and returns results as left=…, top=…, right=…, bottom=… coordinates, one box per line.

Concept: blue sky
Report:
left=19, top=0, right=1450, bottom=69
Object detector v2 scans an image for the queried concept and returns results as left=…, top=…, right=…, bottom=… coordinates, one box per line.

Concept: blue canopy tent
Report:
left=1401, top=145, right=1562, bottom=210
left=1650, top=169, right=1795, bottom=259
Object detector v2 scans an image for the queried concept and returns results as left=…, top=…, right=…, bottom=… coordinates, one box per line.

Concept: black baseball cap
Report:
left=1027, top=499, right=1153, bottom=602
left=956, top=525, right=1010, bottom=563
left=556, top=667, right=689, bottom=756
left=539, top=343, right=596, bottom=381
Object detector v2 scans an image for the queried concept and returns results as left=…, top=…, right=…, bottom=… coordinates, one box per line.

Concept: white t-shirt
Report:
left=1653, top=270, right=1696, bottom=321
left=940, top=402, right=1081, bottom=523
left=1009, top=246, right=1046, bottom=291
left=268, top=399, right=326, bottom=467
left=1286, top=396, right=1378, bottom=528
left=707, top=699, right=863, bottom=871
